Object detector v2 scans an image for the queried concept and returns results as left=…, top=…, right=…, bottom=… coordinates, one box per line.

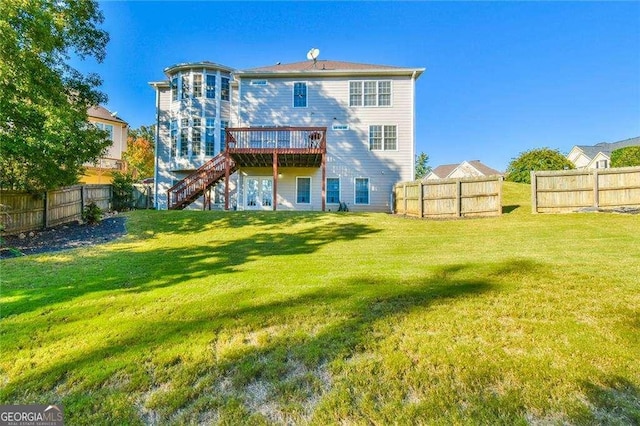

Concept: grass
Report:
left=1, top=182, right=638, bottom=425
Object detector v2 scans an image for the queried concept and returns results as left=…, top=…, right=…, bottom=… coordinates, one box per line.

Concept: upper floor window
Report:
left=221, top=76, right=230, bottom=101
left=94, top=122, right=114, bottom=141
left=369, top=125, right=397, bottom=151
left=293, top=82, right=307, bottom=108
left=205, top=118, right=215, bottom=156
left=349, top=80, right=392, bottom=107
left=220, top=120, right=228, bottom=153
left=181, top=74, right=190, bottom=99
left=170, top=120, right=177, bottom=157
left=206, top=74, right=216, bottom=99
left=193, top=74, right=203, bottom=98
left=171, top=76, right=178, bottom=101
left=192, top=118, right=202, bottom=156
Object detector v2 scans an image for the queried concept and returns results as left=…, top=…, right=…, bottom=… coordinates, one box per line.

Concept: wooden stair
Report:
left=167, top=153, right=237, bottom=210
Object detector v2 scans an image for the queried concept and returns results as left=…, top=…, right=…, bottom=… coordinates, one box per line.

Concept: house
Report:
left=425, top=160, right=502, bottom=180
left=567, top=136, right=640, bottom=169
left=79, top=105, right=129, bottom=184
left=149, top=57, right=424, bottom=211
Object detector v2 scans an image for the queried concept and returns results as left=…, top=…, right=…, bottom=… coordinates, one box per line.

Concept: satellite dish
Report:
left=306, top=48, right=320, bottom=61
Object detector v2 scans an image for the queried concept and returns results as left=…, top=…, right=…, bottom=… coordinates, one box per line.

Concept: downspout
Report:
left=410, top=70, right=417, bottom=182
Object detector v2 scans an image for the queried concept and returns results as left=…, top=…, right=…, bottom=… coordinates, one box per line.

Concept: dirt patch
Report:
left=1, top=216, right=127, bottom=259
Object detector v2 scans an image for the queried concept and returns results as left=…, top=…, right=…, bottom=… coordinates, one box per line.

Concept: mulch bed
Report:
left=1, top=216, right=127, bottom=259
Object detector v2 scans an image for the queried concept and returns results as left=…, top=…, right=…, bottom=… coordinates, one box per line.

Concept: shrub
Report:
left=112, top=171, right=136, bottom=211
left=505, top=148, right=575, bottom=183
left=611, top=146, right=640, bottom=168
left=83, top=202, right=102, bottom=225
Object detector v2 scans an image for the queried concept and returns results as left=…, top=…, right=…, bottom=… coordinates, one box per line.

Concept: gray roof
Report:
left=576, top=136, right=640, bottom=158
left=429, top=160, right=502, bottom=179
left=88, top=105, right=128, bottom=125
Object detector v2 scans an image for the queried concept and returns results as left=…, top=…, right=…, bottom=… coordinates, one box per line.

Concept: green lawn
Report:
left=1, top=182, right=638, bottom=425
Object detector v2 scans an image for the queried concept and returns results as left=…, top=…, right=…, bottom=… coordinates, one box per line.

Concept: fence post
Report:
left=80, top=185, right=85, bottom=216
left=403, top=184, right=408, bottom=215
left=419, top=181, right=424, bottom=218
left=593, top=169, right=599, bottom=208
left=456, top=180, right=462, bottom=217
left=43, top=191, right=49, bottom=228
left=531, top=171, right=538, bottom=214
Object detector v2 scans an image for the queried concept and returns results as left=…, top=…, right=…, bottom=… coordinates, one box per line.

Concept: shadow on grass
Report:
left=0, top=217, right=379, bottom=318
left=502, top=205, right=520, bottom=214
left=1, top=259, right=544, bottom=424
left=574, top=376, right=640, bottom=424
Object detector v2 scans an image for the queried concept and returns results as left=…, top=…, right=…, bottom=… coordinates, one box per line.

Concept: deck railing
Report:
left=226, top=127, right=326, bottom=151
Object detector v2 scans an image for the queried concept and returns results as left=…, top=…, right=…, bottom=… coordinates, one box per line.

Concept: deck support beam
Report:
left=321, top=152, right=326, bottom=212
left=273, top=152, right=278, bottom=211
left=224, top=153, right=230, bottom=210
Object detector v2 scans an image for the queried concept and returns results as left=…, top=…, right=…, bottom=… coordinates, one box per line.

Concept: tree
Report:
left=0, top=0, right=110, bottom=191
left=123, top=125, right=155, bottom=179
left=611, top=146, right=640, bottom=168
left=415, top=151, right=432, bottom=180
left=505, top=148, right=574, bottom=184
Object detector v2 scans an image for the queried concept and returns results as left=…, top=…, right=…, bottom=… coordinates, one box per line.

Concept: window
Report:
left=193, top=74, right=203, bottom=98
left=349, top=80, right=392, bottom=107
left=296, top=177, right=311, bottom=204
left=221, top=76, right=230, bottom=101
left=349, top=82, right=362, bottom=106
left=355, top=178, right=369, bottom=205
left=181, top=74, right=189, bottom=99
left=326, top=178, right=340, bottom=204
left=180, top=128, right=189, bottom=156
left=206, top=74, right=216, bottom=98
left=94, top=122, right=114, bottom=141
left=171, top=76, right=178, bottom=101
left=192, top=118, right=201, bottom=156
left=293, top=82, right=307, bottom=108
left=596, top=160, right=608, bottom=169
left=205, top=118, right=215, bottom=156
left=369, top=125, right=397, bottom=151
left=170, top=120, right=177, bottom=157
left=220, top=120, right=228, bottom=153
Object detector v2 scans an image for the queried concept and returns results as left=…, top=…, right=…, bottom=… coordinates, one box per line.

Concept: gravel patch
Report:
left=1, top=216, right=127, bottom=259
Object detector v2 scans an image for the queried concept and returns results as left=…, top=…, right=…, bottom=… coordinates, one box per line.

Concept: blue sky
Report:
left=77, top=1, right=640, bottom=171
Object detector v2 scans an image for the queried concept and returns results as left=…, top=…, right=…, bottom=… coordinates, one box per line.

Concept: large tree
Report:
left=123, top=125, right=155, bottom=179
left=611, top=146, right=640, bottom=168
left=414, top=151, right=432, bottom=180
left=505, top=148, right=574, bottom=184
left=0, top=0, right=110, bottom=191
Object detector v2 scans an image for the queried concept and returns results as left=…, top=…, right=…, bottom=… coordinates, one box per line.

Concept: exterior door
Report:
left=245, top=177, right=273, bottom=210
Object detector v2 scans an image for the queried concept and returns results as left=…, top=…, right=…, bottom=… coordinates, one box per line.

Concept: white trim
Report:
left=244, top=176, right=274, bottom=210
left=348, top=79, right=393, bottom=107
left=296, top=176, right=312, bottom=204
left=325, top=177, right=341, bottom=204
left=368, top=124, right=399, bottom=151
left=292, top=81, right=308, bottom=108
left=354, top=177, right=370, bottom=205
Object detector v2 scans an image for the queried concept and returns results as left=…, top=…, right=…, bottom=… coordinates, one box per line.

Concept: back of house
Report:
left=150, top=57, right=424, bottom=212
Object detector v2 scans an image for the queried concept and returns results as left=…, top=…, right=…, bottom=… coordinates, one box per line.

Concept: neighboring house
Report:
left=567, top=136, right=640, bottom=169
left=80, top=105, right=129, bottom=184
left=150, top=58, right=424, bottom=211
left=425, top=160, right=502, bottom=180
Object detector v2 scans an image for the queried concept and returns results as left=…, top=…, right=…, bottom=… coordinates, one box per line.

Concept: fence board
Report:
left=394, top=176, right=502, bottom=219
left=531, top=167, right=640, bottom=213
left=0, top=185, right=112, bottom=235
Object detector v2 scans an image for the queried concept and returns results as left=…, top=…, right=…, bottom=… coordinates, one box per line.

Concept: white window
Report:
left=369, top=125, right=397, bottom=151
left=326, top=178, right=340, bottom=204
left=293, top=82, right=307, bottom=108
left=170, top=120, right=177, bottom=157
left=349, top=80, right=392, bottom=107
left=221, top=76, right=230, bottom=101
left=206, top=74, right=216, bottom=98
left=296, top=177, right=311, bottom=204
left=220, top=120, right=228, bottom=153
left=94, top=122, right=114, bottom=141
left=192, top=118, right=202, bottom=156
left=355, top=178, right=370, bottom=205
left=181, top=74, right=190, bottom=99
left=193, top=74, right=203, bottom=98
left=180, top=118, right=189, bottom=156
left=171, top=76, right=178, bottom=101
left=205, top=118, right=215, bottom=156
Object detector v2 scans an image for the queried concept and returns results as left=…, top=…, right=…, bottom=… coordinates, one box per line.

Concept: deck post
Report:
left=321, top=152, right=326, bottom=211
left=273, top=152, right=278, bottom=211
left=224, top=153, right=230, bottom=210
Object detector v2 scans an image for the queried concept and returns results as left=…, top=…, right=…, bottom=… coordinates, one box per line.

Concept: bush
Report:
left=611, top=146, right=640, bottom=168
left=112, top=171, right=136, bottom=211
left=505, top=148, right=575, bottom=183
left=83, top=202, right=102, bottom=225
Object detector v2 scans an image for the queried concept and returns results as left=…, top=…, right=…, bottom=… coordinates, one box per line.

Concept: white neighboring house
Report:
left=150, top=58, right=424, bottom=211
left=425, top=160, right=502, bottom=180
left=567, top=136, right=640, bottom=169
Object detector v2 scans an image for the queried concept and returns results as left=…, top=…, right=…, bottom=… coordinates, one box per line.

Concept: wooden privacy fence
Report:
left=531, top=167, right=640, bottom=213
left=394, top=176, right=502, bottom=219
left=0, top=185, right=112, bottom=234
